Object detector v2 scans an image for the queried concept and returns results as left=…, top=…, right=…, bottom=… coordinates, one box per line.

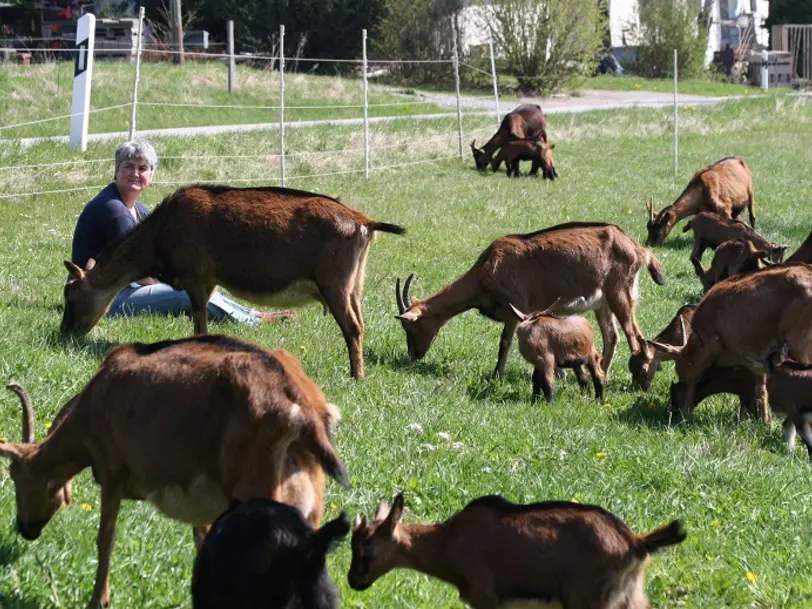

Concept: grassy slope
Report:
left=585, top=74, right=789, bottom=97
left=0, top=61, right=447, bottom=140
left=0, top=96, right=811, bottom=608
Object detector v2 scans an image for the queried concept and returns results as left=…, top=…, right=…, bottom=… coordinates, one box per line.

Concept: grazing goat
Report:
left=628, top=304, right=695, bottom=391
left=682, top=212, right=785, bottom=265
left=691, top=238, right=772, bottom=292
left=1, top=335, right=348, bottom=609
left=649, top=263, right=812, bottom=424
left=61, top=184, right=406, bottom=379
left=396, top=222, right=665, bottom=377
left=490, top=138, right=557, bottom=179
left=508, top=302, right=604, bottom=402
left=669, top=366, right=760, bottom=420
left=348, top=493, right=686, bottom=609
left=192, top=498, right=350, bottom=609
left=745, top=343, right=812, bottom=460
left=644, top=157, right=755, bottom=246
left=470, top=104, right=549, bottom=171
left=787, top=230, right=812, bottom=263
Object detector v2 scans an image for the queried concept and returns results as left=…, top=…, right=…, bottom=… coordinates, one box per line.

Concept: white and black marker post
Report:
left=69, top=13, right=96, bottom=151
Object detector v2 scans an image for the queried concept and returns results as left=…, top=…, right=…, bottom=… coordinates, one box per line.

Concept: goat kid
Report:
left=192, top=498, right=350, bottom=609
left=644, top=157, right=755, bottom=246
left=348, top=493, right=686, bottom=609
left=744, top=343, right=812, bottom=461
left=508, top=302, right=604, bottom=402
left=490, top=138, right=557, bottom=179
left=1, top=335, right=348, bottom=609
left=682, top=211, right=785, bottom=265
left=649, top=263, right=812, bottom=424
left=471, top=104, right=549, bottom=171
left=691, top=238, right=773, bottom=292
left=396, top=222, right=665, bottom=378
left=61, top=185, right=405, bottom=379
left=668, top=365, right=761, bottom=421
left=628, top=304, right=695, bottom=391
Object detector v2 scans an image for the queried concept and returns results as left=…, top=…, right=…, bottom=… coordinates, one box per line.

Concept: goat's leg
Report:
left=595, top=304, right=619, bottom=373
left=607, top=287, right=646, bottom=359
left=747, top=184, right=756, bottom=228
left=532, top=363, right=554, bottom=403
left=799, top=419, right=812, bottom=462
left=192, top=525, right=210, bottom=551
left=587, top=357, right=605, bottom=403
left=572, top=363, right=589, bottom=390
left=529, top=158, right=540, bottom=176
left=690, top=237, right=708, bottom=266
left=753, top=374, right=769, bottom=423
left=494, top=317, right=519, bottom=377
left=187, top=284, right=215, bottom=335
left=90, top=485, right=122, bottom=609
left=321, top=284, right=364, bottom=379
left=783, top=417, right=798, bottom=450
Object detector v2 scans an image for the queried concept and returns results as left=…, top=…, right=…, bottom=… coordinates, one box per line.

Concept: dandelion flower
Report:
left=745, top=571, right=757, bottom=585
left=596, top=451, right=607, bottom=459
left=571, top=498, right=581, bottom=504
left=0, top=437, right=7, bottom=444
left=81, top=503, right=93, bottom=511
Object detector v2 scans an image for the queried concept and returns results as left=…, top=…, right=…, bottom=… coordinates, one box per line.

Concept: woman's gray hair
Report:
left=114, top=138, right=158, bottom=177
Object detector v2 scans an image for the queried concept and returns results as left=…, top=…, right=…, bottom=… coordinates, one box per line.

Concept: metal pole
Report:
left=172, top=0, right=184, bottom=65
left=488, top=38, right=499, bottom=125
left=673, top=48, right=678, bottom=184
left=279, top=24, right=286, bottom=187
left=227, top=20, right=236, bottom=93
left=362, top=29, right=369, bottom=179
left=128, top=6, right=145, bottom=141
left=452, top=21, right=463, bottom=160
left=760, top=49, right=769, bottom=91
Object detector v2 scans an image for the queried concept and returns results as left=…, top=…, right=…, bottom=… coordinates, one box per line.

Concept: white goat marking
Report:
left=632, top=270, right=641, bottom=302
left=147, top=476, right=229, bottom=525
left=228, top=280, right=322, bottom=308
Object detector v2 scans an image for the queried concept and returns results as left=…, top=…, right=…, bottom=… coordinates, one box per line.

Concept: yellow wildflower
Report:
left=746, top=571, right=757, bottom=585
left=81, top=503, right=93, bottom=512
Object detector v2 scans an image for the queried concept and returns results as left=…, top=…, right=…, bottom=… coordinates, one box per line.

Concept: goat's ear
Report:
left=389, top=493, right=405, bottom=524
left=64, top=260, right=85, bottom=280
left=85, top=258, right=96, bottom=272
left=396, top=311, right=420, bottom=323
left=0, top=441, right=24, bottom=460
left=374, top=502, right=390, bottom=522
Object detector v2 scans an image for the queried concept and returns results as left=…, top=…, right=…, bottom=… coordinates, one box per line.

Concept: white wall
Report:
left=609, top=0, right=641, bottom=48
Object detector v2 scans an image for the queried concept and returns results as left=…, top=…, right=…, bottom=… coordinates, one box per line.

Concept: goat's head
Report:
left=769, top=245, right=788, bottom=263
left=1, top=384, right=72, bottom=541
left=540, top=142, right=558, bottom=180
left=395, top=275, right=438, bottom=360
left=61, top=259, right=110, bottom=336
left=644, top=199, right=673, bottom=247
left=348, top=493, right=405, bottom=591
left=628, top=350, right=661, bottom=391
left=470, top=140, right=491, bottom=172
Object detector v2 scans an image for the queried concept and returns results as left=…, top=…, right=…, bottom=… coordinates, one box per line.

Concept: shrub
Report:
left=633, top=0, right=709, bottom=79
left=482, top=0, right=606, bottom=95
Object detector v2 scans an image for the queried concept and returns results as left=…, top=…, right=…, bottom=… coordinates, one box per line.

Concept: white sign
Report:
left=69, top=13, right=96, bottom=151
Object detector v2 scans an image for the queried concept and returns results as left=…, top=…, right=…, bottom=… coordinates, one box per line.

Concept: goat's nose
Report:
left=17, top=518, right=43, bottom=541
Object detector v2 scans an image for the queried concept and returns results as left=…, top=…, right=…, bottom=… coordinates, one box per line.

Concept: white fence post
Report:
left=362, top=29, right=369, bottom=179
left=128, top=6, right=145, bottom=141
left=452, top=21, right=463, bottom=160
left=488, top=38, right=500, bottom=125
left=673, top=48, right=678, bottom=183
left=69, top=13, right=96, bottom=151
left=760, top=49, right=769, bottom=91
left=227, top=20, right=236, bottom=94
left=279, top=25, right=286, bottom=187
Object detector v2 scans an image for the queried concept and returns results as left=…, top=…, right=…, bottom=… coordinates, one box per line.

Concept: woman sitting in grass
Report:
left=69, top=138, right=296, bottom=325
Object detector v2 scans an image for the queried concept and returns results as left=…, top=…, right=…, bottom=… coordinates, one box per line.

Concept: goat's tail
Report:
left=299, top=413, right=350, bottom=489
left=637, top=520, right=687, bottom=556
left=368, top=222, right=406, bottom=236
left=645, top=250, right=667, bottom=286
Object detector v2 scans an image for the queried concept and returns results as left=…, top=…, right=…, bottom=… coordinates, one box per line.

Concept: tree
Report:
left=766, top=0, right=812, bottom=27
left=482, top=0, right=606, bottom=94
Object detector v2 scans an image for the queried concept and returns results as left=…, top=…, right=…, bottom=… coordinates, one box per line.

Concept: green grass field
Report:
left=1, top=90, right=811, bottom=608
left=583, top=74, right=791, bottom=97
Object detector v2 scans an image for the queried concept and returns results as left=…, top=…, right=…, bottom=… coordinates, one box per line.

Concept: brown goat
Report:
left=628, top=304, right=695, bottom=391
left=691, top=238, right=772, bottom=292
left=509, top=302, right=604, bottom=402
left=787, top=230, right=812, bottom=263
left=61, top=184, right=405, bottom=379
left=682, top=211, right=785, bottom=265
left=1, top=335, right=348, bottom=609
left=396, top=222, right=665, bottom=378
left=745, top=343, right=812, bottom=460
left=644, top=157, right=755, bottom=246
left=490, top=138, right=557, bottom=179
left=470, top=104, right=549, bottom=171
left=348, top=493, right=686, bottom=609
left=649, top=263, right=812, bottom=424
left=668, top=366, right=760, bottom=420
